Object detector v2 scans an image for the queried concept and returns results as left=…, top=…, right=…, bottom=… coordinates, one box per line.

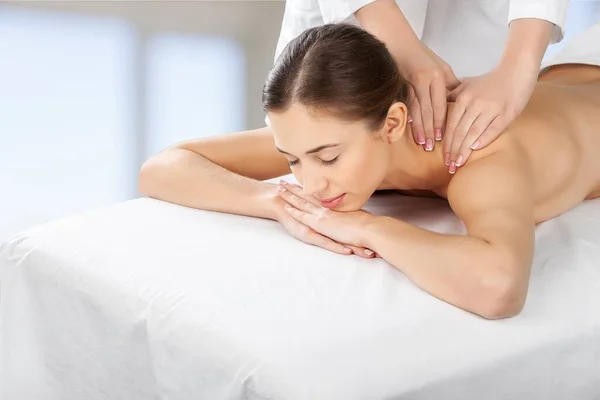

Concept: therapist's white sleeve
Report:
left=268, top=0, right=327, bottom=127
left=268, top=0, right=375, bottom=126
left=273, top=0, right=326, bottom=63
left=508, top=0, right=570, bottom=44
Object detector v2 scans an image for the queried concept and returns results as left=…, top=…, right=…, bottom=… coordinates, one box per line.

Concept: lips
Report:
left=319, top=193, right=346, bottom=209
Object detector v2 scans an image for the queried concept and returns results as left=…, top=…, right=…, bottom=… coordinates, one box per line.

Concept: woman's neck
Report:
left=380, top=127, right=451, bottom=191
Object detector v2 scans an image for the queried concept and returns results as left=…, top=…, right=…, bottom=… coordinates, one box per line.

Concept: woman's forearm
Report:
left=363, top=216, right=527, bottom=319
left=139, top=147, right=279, bottom=220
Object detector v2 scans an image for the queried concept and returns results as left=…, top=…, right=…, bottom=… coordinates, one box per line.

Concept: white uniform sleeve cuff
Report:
left=319, top=0, right=378, bottom=23
left=508, top=0, right=569, bottom=44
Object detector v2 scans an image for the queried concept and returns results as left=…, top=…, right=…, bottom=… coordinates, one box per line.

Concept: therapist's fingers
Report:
left=447, top=108, right=480, bottom=174
left=447, top=83, right=467, bottom=102
left=408, top=87, right=426, bottom=145
left=470, top=115, right=510, bottom=151
left=414, top=82, right=435, bottom=151
left=443, top=101, right=465, bottom=165
left=453, top=112, right=496, bottom=169
left=431, top=76, right=447, bottom=142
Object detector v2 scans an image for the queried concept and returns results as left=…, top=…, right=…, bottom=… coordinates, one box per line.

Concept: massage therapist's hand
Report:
left=443, top=63, right=538, bottom=173
left=272, top=182, right=376, bottom=259
left=399, top=42, right=461, bottom=151
left=354, top=0, right=459, bottom=151
left=277, top=181, right=377, bottom=255
left=443, top=18, right=554, bottom=173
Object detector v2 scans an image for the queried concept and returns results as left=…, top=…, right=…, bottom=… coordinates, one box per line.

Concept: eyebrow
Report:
left=276, top=143, right=341, bottom=156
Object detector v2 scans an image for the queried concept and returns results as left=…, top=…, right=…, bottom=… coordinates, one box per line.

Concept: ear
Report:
left=379, top=102, right=409, bottom=144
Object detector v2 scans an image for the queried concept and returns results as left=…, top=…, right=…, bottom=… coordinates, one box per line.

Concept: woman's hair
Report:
left=262, top=23, right=410, bottom=131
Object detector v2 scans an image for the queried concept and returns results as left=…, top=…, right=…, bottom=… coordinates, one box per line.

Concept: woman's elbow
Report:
left=138, top=152, right=173, bottom=197
left=476, top=265, right=528, bottom=320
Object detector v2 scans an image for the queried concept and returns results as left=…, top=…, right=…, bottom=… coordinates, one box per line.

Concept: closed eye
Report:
left=288, top=156, right=339, bottom=167
left=321, top=156, right=339, bottom=166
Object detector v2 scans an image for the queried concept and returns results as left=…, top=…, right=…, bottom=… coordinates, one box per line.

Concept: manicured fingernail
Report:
left=444, top=153, right=451, bottom=166
left=435, top=129, right=442, bottom=141
left=449, top=161, right=457, bottom=175
left=278, top=185, right=286, bottom=192
left=364, top=249, right=374, bottom=256
left=408, top=117, right=413, bottom=123
left=455, top=155, right=464, bottom=167
left=425, top=138, right=434, bottom=151
left=470, top=141, right=480, bottom=150
left=417, top=132, right=426, bottom=145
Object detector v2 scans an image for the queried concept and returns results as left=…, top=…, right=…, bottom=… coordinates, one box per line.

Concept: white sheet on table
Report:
left=1, top=191, right=600, bottom=400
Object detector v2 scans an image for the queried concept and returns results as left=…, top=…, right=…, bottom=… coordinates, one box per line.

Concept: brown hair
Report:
left=262, top=23, right=410, bottom=131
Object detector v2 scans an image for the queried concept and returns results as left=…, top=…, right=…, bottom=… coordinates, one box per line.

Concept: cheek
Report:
left=340, top=146, right=388, bottom=190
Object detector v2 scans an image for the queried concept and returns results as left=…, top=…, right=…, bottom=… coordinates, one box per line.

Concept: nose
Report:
left=301, top=168, right=328, bottom=197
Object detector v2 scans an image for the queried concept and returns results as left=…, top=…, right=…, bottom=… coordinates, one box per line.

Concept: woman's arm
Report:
left=138, top=127, right=291, bottom=220
left=363, top=150, right=535, bottom=319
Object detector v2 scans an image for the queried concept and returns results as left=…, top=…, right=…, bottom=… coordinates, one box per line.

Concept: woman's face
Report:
left=268, top=104, right=394, bottom=211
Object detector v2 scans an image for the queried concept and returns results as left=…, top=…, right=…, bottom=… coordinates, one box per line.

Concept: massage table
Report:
left=2, top=183, right=600, bottom=399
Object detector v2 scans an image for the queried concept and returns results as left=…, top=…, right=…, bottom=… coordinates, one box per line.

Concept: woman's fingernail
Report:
left=279, top=179, right=287, bottom=185
left=455, top=155, right=464, bottom=167
left=444, top=153, right=451, bottom=166
left=364, top=249, right=374, bottom=256
left=449, top=161, right=457, bottom=175
left=344, top=247, right=352, bottom=253
left=470, top=141, right=480, bottom=150
left=435, top=129, right=442, bottom=141
left=425, top=138, right=434, bottom=151
left=417, top=132, right=426, bottom=145
left=278, top=185, right=286, bottom=192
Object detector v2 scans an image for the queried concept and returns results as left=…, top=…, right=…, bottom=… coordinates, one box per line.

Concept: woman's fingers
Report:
left=305, top=229, right=352, bottom=255
left=345, top=244, right=376, bottom=259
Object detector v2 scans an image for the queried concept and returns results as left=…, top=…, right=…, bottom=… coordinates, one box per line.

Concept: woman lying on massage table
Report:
left=139, top=23, right=600, bottom=319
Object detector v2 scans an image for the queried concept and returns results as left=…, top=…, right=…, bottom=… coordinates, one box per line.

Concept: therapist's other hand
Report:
left=273, top=182, right=377, bottom=259
left=397, top=42, right=460, bottom=151
left=444, top=63, right=538, bottom=173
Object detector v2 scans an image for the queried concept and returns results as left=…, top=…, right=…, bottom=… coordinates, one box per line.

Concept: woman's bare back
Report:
left=469, top=64, right=600, bottom=222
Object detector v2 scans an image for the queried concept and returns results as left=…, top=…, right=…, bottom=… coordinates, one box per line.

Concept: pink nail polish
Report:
left=471, top=141, right=480, bottom=150
left=444, top=153, right=451, bottom=166
left=455, top=155, right=464, bottom=167
left=364, top=249, right=374, bottom=256
left=425, top=138, right=434, bottom=151
left=435, top=129, right=442, bottom=141
left=417, top=132, right=426, bottom=145
left=449, top=161, right=456, bottom=175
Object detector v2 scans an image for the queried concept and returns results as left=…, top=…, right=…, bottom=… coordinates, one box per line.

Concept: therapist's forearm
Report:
left=363, top=216, right=524, bottom=319
left=500, top=18, right=554, bottom=71
left=354, top=0, right=420, bottom=56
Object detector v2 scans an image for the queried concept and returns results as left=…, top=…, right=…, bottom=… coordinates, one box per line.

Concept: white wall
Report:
left=0, top=1, right=285, bottom=242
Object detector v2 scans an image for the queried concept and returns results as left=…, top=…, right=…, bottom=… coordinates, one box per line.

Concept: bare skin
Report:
left=139, top=63, right=600, bottom=319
